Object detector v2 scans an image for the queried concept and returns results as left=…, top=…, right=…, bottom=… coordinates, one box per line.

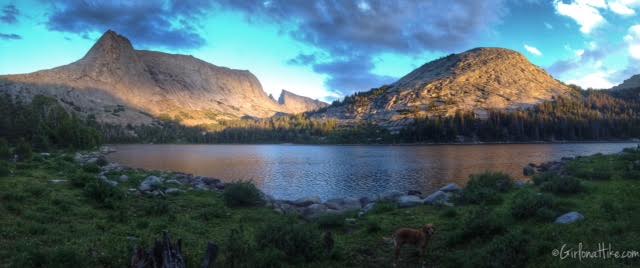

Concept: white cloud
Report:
left=524, top=44, right=543, bottom=56
left=625, top=25, right=640, bottom=60
left=553, top=0, right=606, bottom=34
left=608, top=0, right=640, bottom=16
left=567, top=71, right=615, bottom=89
left=544, top=22, right=553, bottom=29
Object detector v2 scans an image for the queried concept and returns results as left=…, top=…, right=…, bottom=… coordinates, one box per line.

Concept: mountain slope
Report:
left=612, top=74, right=640, bottom=90
left=0, top=30, right=318, bottom=126
left=311, top=48, right=576, bottom=129
left=277, top=90, right=328, bottom=113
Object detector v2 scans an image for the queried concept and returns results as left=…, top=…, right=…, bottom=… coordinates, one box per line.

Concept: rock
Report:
left=40, top=153, right=51, bottom=157
left=555, top=212, right=584, bottom=224
left=164, top=188, right=184, bottom=195
left=165, top=179, right=181, bottom=185
left=288, top=196, right=321, bottom=207
left=359, top=202, right=377, bottom=217
left=397, top=195, right=424, bottom=208
left=345, top=218, right=357, bottom=225
left=514, top=181, right=527, bottom=188
left=407, top=190, right=422, bottom=196
left=300, top=204, right=328, bottom=219
left=359, top=196, right=372, bottom=207
left=139, top=175, right=163, bottom=192
left=119, top=175, right=129, bottom=182
left=561, top=156, right=574, bottom=161
left=324, top=197, right=361, bottom=211
left=523, top=166, right=535, bottom=176
left=277, top=203, right=299, bottom=215
left=439, top=183, right=462, bottom=193
left=99, top=175, right=118, bottom=187
left=48, top=179, right=67, bottom=184
left=214, top=182, right=225, bottom=190
left=378, top=190, right=404, bottom=202
left=423, top=191, right=449, bottom=205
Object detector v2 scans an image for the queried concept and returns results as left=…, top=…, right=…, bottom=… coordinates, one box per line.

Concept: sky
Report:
left=0, top=0, right=638, bottom=102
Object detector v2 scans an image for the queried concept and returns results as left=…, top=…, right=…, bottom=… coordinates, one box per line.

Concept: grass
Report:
left=0, top=149, right=639, bottom=267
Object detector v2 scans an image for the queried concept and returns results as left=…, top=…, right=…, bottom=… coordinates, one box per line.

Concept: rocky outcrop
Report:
left=612, top=74, right=640, bottom=90
left=555, top=211, right=584, bottom=224
left=0, top=30, right=320, bottom=126
left=311, top=47, right=576, bottom=130
left=277, top=90, right=328, bottom=113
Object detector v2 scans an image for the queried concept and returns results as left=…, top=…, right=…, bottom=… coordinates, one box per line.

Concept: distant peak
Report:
left=83, top=30, right=135, bottom=59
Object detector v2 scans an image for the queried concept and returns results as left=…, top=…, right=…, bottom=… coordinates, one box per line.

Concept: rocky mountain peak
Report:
left=612, top=74, right=640, bottom=90
left=278, top=89, right=328, bottom=113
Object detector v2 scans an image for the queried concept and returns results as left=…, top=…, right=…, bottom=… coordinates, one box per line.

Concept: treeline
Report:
left=399, top=88, right=640, bottom=142
left=0, top=93, right=101, bottom=151
left=101, top=114, right=393, bottom=144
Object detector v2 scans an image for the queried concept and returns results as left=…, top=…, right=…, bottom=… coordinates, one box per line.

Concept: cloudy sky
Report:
left=0, top=0, right=638, bottom=101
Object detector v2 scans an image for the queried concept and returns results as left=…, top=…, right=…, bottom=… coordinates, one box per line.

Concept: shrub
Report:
left=459, top=171, right=513, bottom=204
left=0, top=138, right=10, bottom=160
left=144, top=200, right=170, bottom=216
left=82, top=163, right=101, bottom=173
left=14, top=139, right=32, bottom=161
left=441, top=207, right=458, bottom=218
left=223, top=181, right=264, bottom=207
left=197, top=202, right=230, bottom=221
left=0, top=160, right=10, bottom=177
left=371, top=201, right=396, bottom=214
left=316, top=214, right=346, bottom=229
left=70, top=171, right=94, bottom=188
left=540, top=176, right=583, bottom=194
left=83, top=179, right=124, bottom=208
left=447, top=207, right=505, bottom=246
left=222, top=227, right=255, bottom=267
left=364, top=219, right=382, bottom=233
left=255, top=219, right=323, bottom=263
left=474, top=231, right=530, bottom=267
left=510, top=190, right=556, bottom=220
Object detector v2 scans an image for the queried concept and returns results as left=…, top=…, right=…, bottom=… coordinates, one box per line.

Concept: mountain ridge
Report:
left=0, top=30, right=323, bottom=126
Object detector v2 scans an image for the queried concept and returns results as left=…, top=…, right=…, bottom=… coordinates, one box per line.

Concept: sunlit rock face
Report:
left=311, top=47, right=576, bottom=129
left=0, top=30, right=321, bottom=126
left=277, top=90, right=328, bottom=114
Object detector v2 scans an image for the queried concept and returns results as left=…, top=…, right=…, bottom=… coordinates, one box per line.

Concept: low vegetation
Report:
left=1, top=147, right=639, bottom=267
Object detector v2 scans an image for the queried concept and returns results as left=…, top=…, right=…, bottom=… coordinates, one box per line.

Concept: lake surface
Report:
left=107, top=143, right=638, bottom=200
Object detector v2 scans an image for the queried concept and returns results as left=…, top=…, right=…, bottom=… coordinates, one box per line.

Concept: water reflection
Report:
left=107, top=143, right=637, bottom=200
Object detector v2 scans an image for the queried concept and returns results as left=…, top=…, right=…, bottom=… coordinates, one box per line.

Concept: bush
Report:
left=371, top=201, right=396, bottom=214
left=223, top=181, right=264, bottom=207
left=70, top=171, right=94, bottom=188
left=255, top=219, right=323, bottom=263
left=14, top=139, right=32, bottom=161
left=222, top=227, right=255, bottom=267
left=459, top=171, right=513, bottom=204
left=474, top=231, right=530, bottom=267
left=0, top=138, right=10, bottom=160
left=364, top=219, right=382, bottom=233
left=448, top=207, right=505, bottom=245
left=144, top=200, right=170, bottom=216
left=82, top=163, right=101, bottom=173
left=510, top=190, right=556, bottom=220
left=197, top=202, right=230, bottom=221
left=540, top=176, right=583, bottom=194
left=83, top=179, right=124, bottom=208
left=316, top=214, right=346, bottom=229
left=0, top=160, right=10, bottom=177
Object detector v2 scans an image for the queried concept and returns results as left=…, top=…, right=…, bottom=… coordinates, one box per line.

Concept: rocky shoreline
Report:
left=74, top=146, right=587, bottom=223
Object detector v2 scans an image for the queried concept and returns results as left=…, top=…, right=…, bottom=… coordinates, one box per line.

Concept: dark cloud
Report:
left=547, top=45, right=610, bottom=77
left=0, top=33, right=21, bottom=40
left=216, top=0, right=507, bottom=94
left=0, top=4, right=19, bottom=24
left=312, top=57, right=396, bottom=92
left=45, top=1, right=215, bottom=50
left=287, top=53, right=317, bottom=66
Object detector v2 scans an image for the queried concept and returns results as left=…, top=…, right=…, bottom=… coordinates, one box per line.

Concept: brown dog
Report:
left=391, top=224, right=435, bottom=263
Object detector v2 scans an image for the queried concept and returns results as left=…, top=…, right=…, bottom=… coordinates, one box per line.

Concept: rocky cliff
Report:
left=311, top=47, right=576, bottom=129
left=0, top=30, right=319, bottom=126
left=612, top=74, right=640, bottom=90
left=277, top=90, right=328, bottom=114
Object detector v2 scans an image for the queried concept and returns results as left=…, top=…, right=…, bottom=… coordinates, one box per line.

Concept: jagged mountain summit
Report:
left=277, top=90, right=328, bottom=113
left=0, top=30, right=321, bottom=126
left=311, top=47, right=575, bottom=129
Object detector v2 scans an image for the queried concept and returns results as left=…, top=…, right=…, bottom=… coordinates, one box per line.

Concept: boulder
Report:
left=555, top=212, right=584, bottom=224
left=288, top=196, right=321, bottom=207
left=378, top=190, right=404, bottom=202
left=514, top=181, right=527, bottom=188
left=165, top=179, right=182, bottom=185
left=523, top=166, right=535, bottom=176
left=277, top=203, right=299, bottom=215
left=119, top=175, right=130, bottom=182
left=300, top=204, right=328, bottom=219
left=439, top=183, right=462, bottom=193
left=98, top=175, right=118, bottom=187
left=324, top=197, right=361, bottom=211
left=407, top=190, right=422, bottom=196
left=48, top=179, right=67, bottom=184
left=423, top=191, right=449, bottom=205
left=139, top=175, right=163, bottom=192
left=164, top=188, right=184, bottom=195
left=397, top=195, right=423, bottom=208
left=345, top=218, right=357, bottom=225
left=359, top=202, right=377, bottom=217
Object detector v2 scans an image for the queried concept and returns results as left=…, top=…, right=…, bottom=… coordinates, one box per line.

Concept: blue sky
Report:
left=0, top=0, right=639, bottom=101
